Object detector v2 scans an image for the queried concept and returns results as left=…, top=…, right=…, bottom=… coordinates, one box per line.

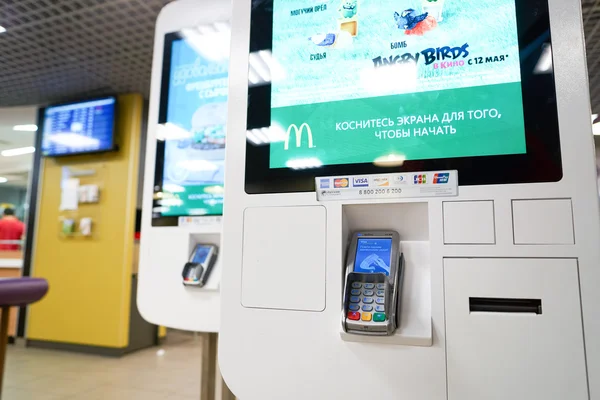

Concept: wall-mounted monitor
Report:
left=41, top=96, right=117, bottom=157
left=152, top=27, right=230, bottom=226
left=245, top=0, right=562, bottom=193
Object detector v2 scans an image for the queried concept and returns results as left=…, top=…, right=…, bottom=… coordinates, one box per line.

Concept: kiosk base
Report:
left=201, top=332, right=236, bottom=400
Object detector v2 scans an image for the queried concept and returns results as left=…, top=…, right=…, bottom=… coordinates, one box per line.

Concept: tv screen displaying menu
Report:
left=42, top=97, right=117, bottom=157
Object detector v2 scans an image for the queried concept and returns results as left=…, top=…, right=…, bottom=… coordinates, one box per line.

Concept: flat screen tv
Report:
left=41, top=96, right=117, bottom=157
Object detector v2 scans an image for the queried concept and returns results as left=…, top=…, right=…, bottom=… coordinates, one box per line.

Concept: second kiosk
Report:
left=138, top=0, right=233, bottom=398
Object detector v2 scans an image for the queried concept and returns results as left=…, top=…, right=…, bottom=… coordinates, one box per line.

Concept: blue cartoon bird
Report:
left=394, top=9, right=428, bottom=30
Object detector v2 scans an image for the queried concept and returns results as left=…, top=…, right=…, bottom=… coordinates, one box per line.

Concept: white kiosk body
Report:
left=220, top=0, right=600, bottom=399
left=138, top=0, right=231, bottom=333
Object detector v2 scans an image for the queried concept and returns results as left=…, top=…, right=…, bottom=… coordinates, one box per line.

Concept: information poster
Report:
left=270, top=0, right=526, bottom=168
left=161, top=38, right=228, bottom=217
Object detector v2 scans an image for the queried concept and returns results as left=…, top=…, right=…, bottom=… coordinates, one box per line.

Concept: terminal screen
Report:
left=191, top=245, right=212, bottom=264
left=354, top=238, right=392, bottom=276
left=42, top=97, right=116, bottom=156
left=268, top=0, right=526, bottom=168
left=157, top=29, right=229, bottom=218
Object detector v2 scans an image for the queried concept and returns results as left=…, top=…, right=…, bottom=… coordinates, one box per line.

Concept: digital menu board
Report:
left=154, top=31, right=229, bottom=220
left=269, top=0, right=527, bottom=168
left=42, top=97, right=116, bottom=157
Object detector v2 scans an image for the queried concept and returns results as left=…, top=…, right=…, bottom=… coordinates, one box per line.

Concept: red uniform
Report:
left=0, top=218, right=25, bottom=250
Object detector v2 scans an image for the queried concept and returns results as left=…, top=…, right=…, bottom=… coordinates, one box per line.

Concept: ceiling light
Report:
left=0, top=26, right=6, bottom=34
left=592, top=114, right=598, bottom=124
left=0, top=178, right=8, bottom=184
left=1, top=147, right=36, bottom=157
left=593, top=122, right=600, bottom=136
left=13, top=124, right=38, bottom=132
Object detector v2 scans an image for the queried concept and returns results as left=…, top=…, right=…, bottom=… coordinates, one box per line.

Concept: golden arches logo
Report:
left=284, top=123, right=314, bottom=150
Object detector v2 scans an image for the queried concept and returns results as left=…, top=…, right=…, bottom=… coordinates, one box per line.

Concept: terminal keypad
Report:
left=346, top=281, right=387, bottom=323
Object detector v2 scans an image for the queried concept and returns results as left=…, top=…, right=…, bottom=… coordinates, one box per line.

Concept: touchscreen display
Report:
left=158, top=30, right=229, bottom=217
left=191, top=245, right=212, bottom=264
left=354, top=238, right=392, bottom=276
left=269, top=0, right=526, bottom=168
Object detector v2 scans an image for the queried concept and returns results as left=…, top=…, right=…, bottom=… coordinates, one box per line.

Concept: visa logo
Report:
left=352, top=177, right=369, bottom=187
left=319, top=179, right=330, bottom=189
left=433, top=173, right=449, bottom=184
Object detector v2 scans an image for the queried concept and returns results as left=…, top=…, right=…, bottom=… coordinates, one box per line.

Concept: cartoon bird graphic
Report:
left=394, top=9, right=438, bottom=35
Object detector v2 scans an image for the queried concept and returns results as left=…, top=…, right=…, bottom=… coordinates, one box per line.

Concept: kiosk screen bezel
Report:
left=244, top=0, right=562, bottom=194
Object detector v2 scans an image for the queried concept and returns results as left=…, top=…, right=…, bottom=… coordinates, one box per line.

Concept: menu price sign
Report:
left=315, top=171, right=458, bottom=201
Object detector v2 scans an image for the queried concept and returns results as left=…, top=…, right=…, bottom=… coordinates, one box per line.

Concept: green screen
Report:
left=269, top=0, right=526, bottom=168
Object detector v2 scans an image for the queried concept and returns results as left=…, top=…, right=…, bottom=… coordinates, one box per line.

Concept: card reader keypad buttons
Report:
left=373, top=313, right=386, bottom=322
left=348, top=312, right=360, bottom=321
left=346, top=280, right=388, bottom=324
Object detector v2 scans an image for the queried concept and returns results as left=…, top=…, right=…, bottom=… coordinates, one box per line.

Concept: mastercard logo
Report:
left=334, top=178, right=349, bottom=188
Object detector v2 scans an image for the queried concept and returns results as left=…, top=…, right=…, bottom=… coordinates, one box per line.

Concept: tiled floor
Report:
left=2, top=331, right=203, bottom=399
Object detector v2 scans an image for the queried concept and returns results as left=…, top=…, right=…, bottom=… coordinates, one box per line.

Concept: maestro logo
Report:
left=319, top=178, right=330, bottom=189
left=373, top=177, right=390, bottom=187
left=284, top=123, right=315, bottom=150
left=352, top=177, right=369, bottom=187
left=433, top=173, right=450, bottom=184
left=334, top=178, right=350, bottom=188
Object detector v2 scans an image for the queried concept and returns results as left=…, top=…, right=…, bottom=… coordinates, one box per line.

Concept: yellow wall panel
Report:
left=28, top=94, right=143, bottom=348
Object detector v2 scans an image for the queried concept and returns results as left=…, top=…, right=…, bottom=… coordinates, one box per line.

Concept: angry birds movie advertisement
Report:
left=269, top=0, right=528, bottom=169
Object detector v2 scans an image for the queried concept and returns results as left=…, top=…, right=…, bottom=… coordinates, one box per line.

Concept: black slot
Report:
left=469, top=297, right=542, bottom=314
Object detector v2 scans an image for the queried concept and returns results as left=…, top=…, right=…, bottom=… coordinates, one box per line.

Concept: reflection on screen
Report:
left=192, top=245, right=211, bottom=264
left=42, top=97, right=116, bottom=156
left=354, top=238, right=392, bottom=276
left=159, top=28, right=229, bottom=217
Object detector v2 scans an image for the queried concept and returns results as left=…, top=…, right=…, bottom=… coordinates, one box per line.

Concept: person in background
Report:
left=0, top=208, right=25, bottom=251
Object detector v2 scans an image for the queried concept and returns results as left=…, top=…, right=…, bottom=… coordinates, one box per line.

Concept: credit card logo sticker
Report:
left=374, top=177, right=390, bottom=187
left=334, top=178, right=350, bottom=188
left=393, top=175, right=407, bottom=185
left=413, top=174, right=427, bottom=184
left=319, top=179, right=330, bottom=189
left=352, top=177, right=369, bottom=187
left=433, top=173, right=450, bottom=184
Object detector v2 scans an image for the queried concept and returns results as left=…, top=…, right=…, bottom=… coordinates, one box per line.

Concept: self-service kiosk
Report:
left=137, top=0, right=234, bottom=399
left=219, top=0, right=600, bottom=399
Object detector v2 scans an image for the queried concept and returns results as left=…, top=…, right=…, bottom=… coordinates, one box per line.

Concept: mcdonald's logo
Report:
left=284, top=123, right=315, bottom=150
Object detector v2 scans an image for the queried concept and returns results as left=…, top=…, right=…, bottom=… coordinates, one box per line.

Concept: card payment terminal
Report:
left=342, top=231, right=404, bottom=336
left=182, top=244, right=218, bottom=287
